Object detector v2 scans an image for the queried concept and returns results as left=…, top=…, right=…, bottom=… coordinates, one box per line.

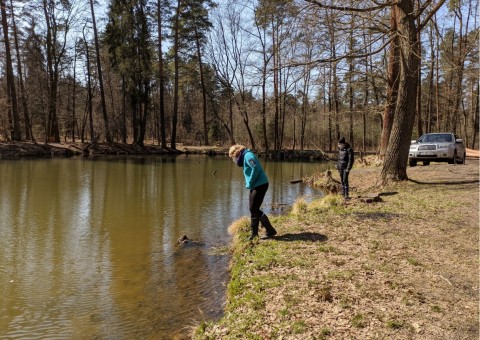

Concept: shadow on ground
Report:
left=408, top=179, right=479, bottom=185
left=379, top=191, right=399, bottom=196
left=351, top=211, right=401, bottom=221
left=273, top=232, right=327, bottom=242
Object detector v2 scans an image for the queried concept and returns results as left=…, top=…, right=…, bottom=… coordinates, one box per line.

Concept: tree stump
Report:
left=316, top=170, right=341, bottom=195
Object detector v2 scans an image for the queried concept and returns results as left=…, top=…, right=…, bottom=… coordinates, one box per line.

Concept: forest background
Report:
left=0, top=0, right=478, bottom=182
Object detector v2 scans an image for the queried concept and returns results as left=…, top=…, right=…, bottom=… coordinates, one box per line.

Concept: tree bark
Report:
left=1, top=0, right=21, bottom=141
left=194, top=26, right=209, bottom=146
left=272, top=15, right=279, bottom=150
left=379, top=7, right=400, bottom=158
left=157, top=0, right=167, bottom=148
left=84, top=36, right=95, bottom=142
left=171, top=0, right=181, bottom=149
left=381, top=0, right=420, bottom=183
left=10, top=0, right=31, bottom=141
left=90, top=0, right=111, bottom=142
left=43, top=0, right=60, bottom=143
left=415, top=6, right=423, bottom=137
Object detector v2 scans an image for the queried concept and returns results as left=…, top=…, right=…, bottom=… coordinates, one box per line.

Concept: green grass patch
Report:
left=318, top=244, right=342, bottom=254
left=291, top=320, right=307, bottom=334
left=351, top=314, right=367, bottom=328
left=319, top=327, right=332, bottom=338
left=386, top=319, right=404, bottom=329
left=326, top=270, right=354, bottom=280
left=407, top=257, right=422, bottom=266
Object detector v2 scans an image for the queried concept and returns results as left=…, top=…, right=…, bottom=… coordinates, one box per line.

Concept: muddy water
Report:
left=0, top=155, right=329, bottom=339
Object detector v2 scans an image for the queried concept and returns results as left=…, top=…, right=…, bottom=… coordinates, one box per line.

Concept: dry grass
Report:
left=195, top=160, right=479, bottom=339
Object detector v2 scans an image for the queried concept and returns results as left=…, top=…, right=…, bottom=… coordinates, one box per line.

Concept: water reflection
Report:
left=0, top=156, right=330, bottom=338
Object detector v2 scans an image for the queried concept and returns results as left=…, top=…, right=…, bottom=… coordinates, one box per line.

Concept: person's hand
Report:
left=346, top=169, right=349, bottom=173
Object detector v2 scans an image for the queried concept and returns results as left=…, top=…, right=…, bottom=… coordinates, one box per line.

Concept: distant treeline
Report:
left=0, top=0, right=478, bottom=161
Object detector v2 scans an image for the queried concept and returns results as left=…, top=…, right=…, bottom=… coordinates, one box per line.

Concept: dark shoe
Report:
left=259, top=214, right=277, bottom=237
left=260, top=232, right=276, bottom=240
left=248, top=217, right=259, bottom=241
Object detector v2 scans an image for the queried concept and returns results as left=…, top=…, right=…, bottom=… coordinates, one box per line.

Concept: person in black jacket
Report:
left=336, top=137, right=354, bottom=199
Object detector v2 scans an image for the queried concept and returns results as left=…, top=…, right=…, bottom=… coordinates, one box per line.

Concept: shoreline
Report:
left=0, top=141, right=339, bottom=161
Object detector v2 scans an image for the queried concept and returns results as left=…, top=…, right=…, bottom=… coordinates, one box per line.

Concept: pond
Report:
left=0, top=155, right=331, bottom=339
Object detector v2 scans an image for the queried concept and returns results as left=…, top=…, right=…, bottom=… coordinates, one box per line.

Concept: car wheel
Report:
left=409, top=159, right=417, bottom=167
left=448, top=150, right=457, bottom=164
left=423, top=161, right=430, bottom=166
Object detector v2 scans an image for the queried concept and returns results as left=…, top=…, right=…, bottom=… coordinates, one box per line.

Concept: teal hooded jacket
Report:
left=242, top=149, right=268, bottom=190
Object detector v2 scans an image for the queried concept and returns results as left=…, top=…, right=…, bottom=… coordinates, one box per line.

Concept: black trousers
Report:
left=339, top=169, right=349, bottom=195
left=249, top=183, right=268, bottom=222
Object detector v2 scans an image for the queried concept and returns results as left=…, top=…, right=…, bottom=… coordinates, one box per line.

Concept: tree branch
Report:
left=304, top=0, right=393, bottom=13
left=281, top=35, right=393, bottom=69
left=418, top=0, right=447, bottom=31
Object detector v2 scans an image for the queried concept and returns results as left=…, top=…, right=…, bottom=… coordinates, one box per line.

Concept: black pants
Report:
left=249, top=183, right=268, bottom=221
left=339, top=169, right=349, bottom=196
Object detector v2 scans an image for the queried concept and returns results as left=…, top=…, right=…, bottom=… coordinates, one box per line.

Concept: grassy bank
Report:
left=194, top=161, right=479, bottom=339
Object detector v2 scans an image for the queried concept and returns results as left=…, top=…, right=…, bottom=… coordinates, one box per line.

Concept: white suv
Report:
left=409, top=132, right=466, bottom=167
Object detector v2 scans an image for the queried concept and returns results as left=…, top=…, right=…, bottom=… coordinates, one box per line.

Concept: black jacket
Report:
left=337, top=143, right=354, bottom=170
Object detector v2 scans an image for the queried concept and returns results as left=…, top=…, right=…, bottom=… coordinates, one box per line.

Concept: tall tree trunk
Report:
left=137, top=82, right=150, bottom=146
left=415, top=0, right=423, bottom=137
left=363, top=59, right=369, bottom=153
left=348, top=15, right=355, bottom=148
left=379, top=8, right=400, bottom=158
left=90, top=0, right=111, bottom=142
left=327, top=66, right=333, bottom=152
left=84, top=38, right=95, bottom=142
left=426, top=23, right=435, bottom=133
left=122, top=76, right=127, bottom=143
left=381, top=0, right=420, bottom=183
left=1, top=0, right=21, bottom=141
left=272, top=16, right=279, bottom=150
left=300, top=64, right=311, bottom=151
left=43, top=0, right=60, bottom=143
left=194, top=26, right=209, bottom=146
left=472, top=82, right=479, bottom=149
left=261, top=51, right=269, bottom=151
left=452, top=10, right=465, bottom=135
left=171, top=0, right=181, bottom=149
left=71, top=44, right=77, bottom=142
left=10, top=0, right=31, bottom=141
left=229, top=94, right=235, bottom=144
left=157, top=0, right=167, bottom=148
left=333, top=61, right=340, bottom=142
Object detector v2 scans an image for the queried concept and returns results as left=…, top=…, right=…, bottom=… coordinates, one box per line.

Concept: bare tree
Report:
left=10, top=0, right=32, bottom=141
left=1, top=0, right=21, bottom=141
left=89, top=0, right=111, bottom=142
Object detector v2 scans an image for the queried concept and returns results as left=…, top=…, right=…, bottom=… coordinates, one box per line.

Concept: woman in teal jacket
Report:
left=229, top=144, right=277, bottom=240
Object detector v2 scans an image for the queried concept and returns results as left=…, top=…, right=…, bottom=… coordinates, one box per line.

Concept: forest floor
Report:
left=194, top=158, right=479, bottom=339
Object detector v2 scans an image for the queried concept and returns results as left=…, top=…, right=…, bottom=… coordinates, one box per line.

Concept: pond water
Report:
left=0, top=155, right=331, bottom=339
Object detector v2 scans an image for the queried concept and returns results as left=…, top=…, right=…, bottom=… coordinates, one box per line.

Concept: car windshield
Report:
left=418, top=134, right=452, bottom=143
